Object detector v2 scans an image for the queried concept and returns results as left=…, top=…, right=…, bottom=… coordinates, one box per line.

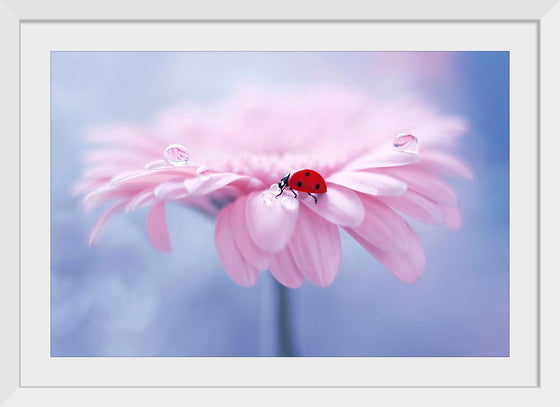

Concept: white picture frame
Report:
left=1, top=0, right=558, bottom=405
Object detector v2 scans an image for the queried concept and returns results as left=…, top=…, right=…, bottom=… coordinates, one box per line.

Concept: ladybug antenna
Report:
left=276, top=173, right=290, bottom=199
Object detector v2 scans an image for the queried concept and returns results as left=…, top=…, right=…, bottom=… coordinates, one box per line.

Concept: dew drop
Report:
left=393, top=133, right=419, bottom=154
left=269, top=184, right=281, bottom=195
left=261, top=191, right=275, bottom=205
left=164, top=144, right=190, bottom=166
left=196, top=166, right=211, bottom=181
left=196, top=166, right=210, bottom=176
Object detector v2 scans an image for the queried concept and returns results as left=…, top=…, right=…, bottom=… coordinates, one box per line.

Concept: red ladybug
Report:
left=276, top=169, right=327, bottom=204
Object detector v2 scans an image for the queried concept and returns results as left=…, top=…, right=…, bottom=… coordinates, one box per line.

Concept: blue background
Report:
left=51, top=52, right=509, bottom=356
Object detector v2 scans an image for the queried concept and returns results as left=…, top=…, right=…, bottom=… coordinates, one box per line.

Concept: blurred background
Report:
left=51, top=51, right=509, bottom=357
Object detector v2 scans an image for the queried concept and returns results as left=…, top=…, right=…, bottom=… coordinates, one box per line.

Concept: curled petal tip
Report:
left=245, top=190, right=299, bottom=253
left=215, top=203, right=260, bottom=286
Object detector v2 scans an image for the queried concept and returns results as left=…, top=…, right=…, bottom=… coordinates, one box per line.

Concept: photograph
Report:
left=50, top=51, right=509, bottom=357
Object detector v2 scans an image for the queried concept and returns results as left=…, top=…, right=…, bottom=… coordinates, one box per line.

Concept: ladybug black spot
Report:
left=297, top=181, right=303, bottom=187
left=305, top=171, right=310, bottom=176
left=315, top=184, right=320, bottom=190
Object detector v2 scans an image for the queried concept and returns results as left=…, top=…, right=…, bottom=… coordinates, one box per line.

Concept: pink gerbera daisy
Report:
left=76, top=85, right=471, bottom=288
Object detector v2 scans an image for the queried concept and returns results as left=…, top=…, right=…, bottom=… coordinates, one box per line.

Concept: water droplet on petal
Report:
left=196, top=166, right=210, bottom=176
left=164, top=144, right=190, bottom=166
left=195, top=166, right=211, bottom=181
left=280, top=196, right=298, bottom=211
left=269, top=184, right=281, bottom=195
left=393, top=134, right=419, bottom=154
left=261, top=191, right=275, bottom=205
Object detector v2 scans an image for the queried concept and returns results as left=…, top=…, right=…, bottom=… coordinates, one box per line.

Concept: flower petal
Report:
left=441, top=204, right=462, bottom=230
left=245, top=190, right=299, bottom=253
left=411, top=116, right=468, bottom=149
left=327, top=170, right=407, bottom=197
left=147, top=201, right=171, bottom=253
left=154, top=182, right=188, bottom=200
left=110, top=167, right=198, bottom=187
left=419, top=151, right=473, bottom=180
left=126, top=189, right=157, bottom=212
left=145, top=159, right=173, bottom=170
left=83, top=186, right=136, bottom=213
left=185, top=173, right=262, bottom=196
left=300, top=183, right=364, bottom=227
left=348, top=195, right=410, bottom=252
left=88, top=202, right=127, bottom=247
left=288, top=205, right=341, bottom=287
left=347, top=224, right=426, bottom=284
left=229, top=196, right=271, bottom=270
left=345, top=145, right=420, bottom=171
left=269, top=247, right=304, bottom=288
left=382, top=167, right=458, bottom=205
left=215, top=203, right=260, bottom=287
left=73, top=178, right=109, bottom=197
left=377, top=190, right=443, bottom=225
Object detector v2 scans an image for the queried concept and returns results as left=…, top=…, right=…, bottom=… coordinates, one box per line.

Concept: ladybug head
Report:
left=278, top=173, right=290, bottom=190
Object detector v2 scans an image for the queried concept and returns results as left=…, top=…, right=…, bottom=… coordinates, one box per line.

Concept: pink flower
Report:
left=76, top=85, right=471, bottom=288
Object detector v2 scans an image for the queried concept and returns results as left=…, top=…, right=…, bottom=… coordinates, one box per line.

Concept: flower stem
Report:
left=276, top=281, right=297, bottom=357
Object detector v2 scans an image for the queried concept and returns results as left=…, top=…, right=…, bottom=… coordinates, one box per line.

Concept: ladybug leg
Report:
left=275, top=187, right=284, bottom=199
left=289, top=187, right=297, bottom=198
left=307, top=193, right=318, bottom=204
